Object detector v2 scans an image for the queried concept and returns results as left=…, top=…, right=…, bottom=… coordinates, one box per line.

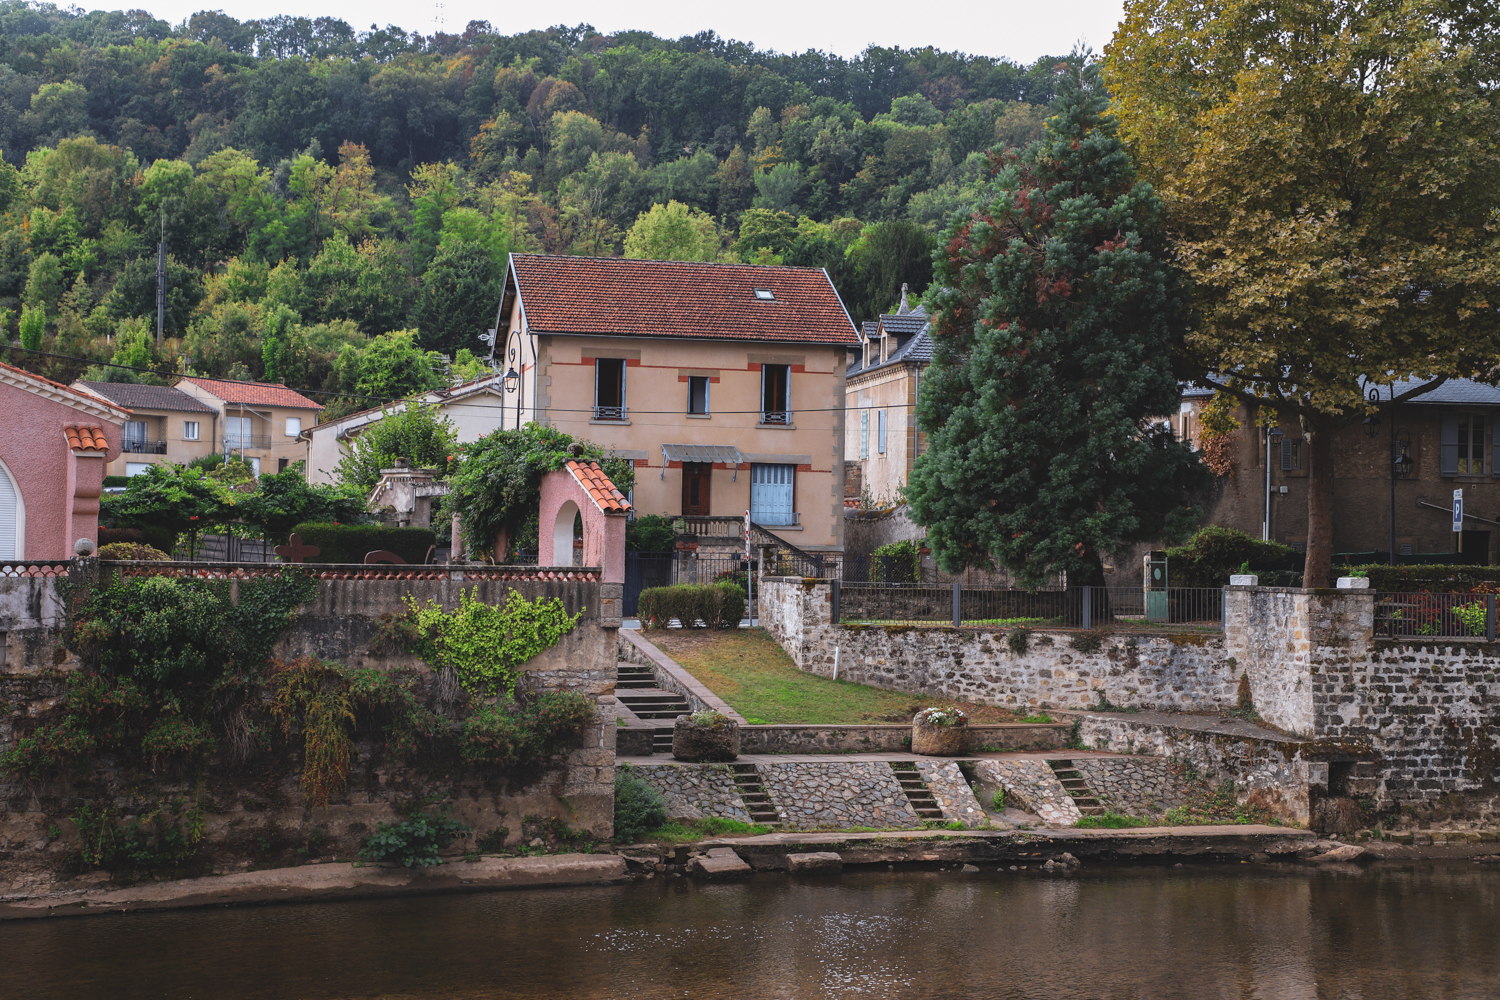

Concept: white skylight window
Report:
left=753, top=288, right=776, bottom=301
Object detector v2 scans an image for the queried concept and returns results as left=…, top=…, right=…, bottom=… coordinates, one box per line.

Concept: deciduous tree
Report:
left=1106, top=0, right=1500, bottom=585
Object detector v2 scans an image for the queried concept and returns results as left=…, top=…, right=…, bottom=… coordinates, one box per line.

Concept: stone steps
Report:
left=890, top=762, right=945, bottom=820
left=616, top=662, right=657, bottom=689
left=1047, top=759, right=1106, bottom=816
left=650, top=728, right=674, bottom=753
left=730, top=763, right=781, bottom=826
left=617, top=688, right=692, bottom=720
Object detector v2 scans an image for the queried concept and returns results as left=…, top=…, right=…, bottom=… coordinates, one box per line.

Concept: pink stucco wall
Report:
left=538, top=469, right=626, bottom=583
left=0, top=378, right=123, bottom=560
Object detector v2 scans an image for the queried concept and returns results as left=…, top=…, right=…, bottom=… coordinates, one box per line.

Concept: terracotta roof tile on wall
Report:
left=178, top=376, right=324, bottom=410
left=64, top=423, right=109, bottom=452
left=512, top=254, right=859, bottom=345
left=566, top=460, right=632, bottom=513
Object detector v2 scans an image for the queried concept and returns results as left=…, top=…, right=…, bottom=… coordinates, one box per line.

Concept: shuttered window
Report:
left=1280, top=439, right=1301, bottom=471
left=1441, top=412, right=1490, bottom=476
left=0, top=462, right=17, bottom=559
left=750, top=464, right=795, bottom=525
left=877, top=410, right=887, bottom=455
left=860, top=411, right=868, bottom=460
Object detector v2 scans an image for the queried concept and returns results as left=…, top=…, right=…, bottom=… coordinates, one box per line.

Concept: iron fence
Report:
left=833, top=583, right=1225, bottom=632
left=1375, top=591, right=1497, bottom=640
left=623, top=550, right=758, bottom=619
left=838, top=554, right=1055, bottom=589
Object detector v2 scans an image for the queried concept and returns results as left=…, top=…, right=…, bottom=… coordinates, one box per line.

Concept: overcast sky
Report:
left=143, top=0, right=1128, bottom=63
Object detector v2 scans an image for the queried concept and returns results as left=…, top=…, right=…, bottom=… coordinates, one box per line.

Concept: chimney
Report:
left=898, top=282, right=909, bottom=314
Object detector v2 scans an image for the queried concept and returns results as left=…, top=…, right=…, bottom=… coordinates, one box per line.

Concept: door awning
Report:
left=661, top=444, right=743, bottom=465
left=660, top=444, right=744, bottom=479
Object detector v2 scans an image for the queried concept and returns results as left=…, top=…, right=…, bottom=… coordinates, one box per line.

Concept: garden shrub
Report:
left=460, top=691, right=594, bottom=769
left=1165, top=526, right=1303, bottom=586
left=626, top=514, right=676, bottom=552
left=99, top=524, right=176, bottom=554
left=289, top=522, right=437, bottom=564
left=870, top=539, right=921, bottom=583
left=358, top=801, right=471, bottom=867
left=638, top=583, right=744, bottom=629
left=396, top=588, right=581, bottom=698
left=0, top=716, right=97, bottom=777
left=96, top=542, right=172, bottom=561
left=140, top=717, right=218, bottom=764
left=613, top=766, right=668, bottom=843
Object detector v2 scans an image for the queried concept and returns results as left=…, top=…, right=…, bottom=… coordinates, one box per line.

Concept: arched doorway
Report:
left=552, top=499, right=581, bottom=567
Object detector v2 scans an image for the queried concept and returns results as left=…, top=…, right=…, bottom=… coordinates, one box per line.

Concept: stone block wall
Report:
left=1071, top=757, right=1193, bottom=818
left=622, top=762, right=752, bottom=824
left=973, top=760, right=1081, bottom=827
left=914, top=760, right=986, bottom=828
left=0, top=571, right=618, bottom=885
left=756, top=762, right=920, bottom=830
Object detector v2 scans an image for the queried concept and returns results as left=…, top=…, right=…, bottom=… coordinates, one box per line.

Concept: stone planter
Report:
left=911, top=717, right=968, bottom=756
left=672, top=715, right=740, bottom=762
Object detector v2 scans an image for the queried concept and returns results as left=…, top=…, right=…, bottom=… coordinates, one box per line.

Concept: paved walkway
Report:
left=1055, top=708, right=1299, bottom=742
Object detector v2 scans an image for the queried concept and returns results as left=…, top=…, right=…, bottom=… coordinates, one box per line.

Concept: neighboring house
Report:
left=843, top=294, right=932, bottom=504
left=302, top=373, right=510, bottom=485
left=174, top=377, right=322, bottom=476
left=71, top=381, right=219, bottom=477
left=1187, top=377, right=1500, bottom=564
left=0, top=361, right=128, bottom=560
left=493, top=254, right=859, bottom=552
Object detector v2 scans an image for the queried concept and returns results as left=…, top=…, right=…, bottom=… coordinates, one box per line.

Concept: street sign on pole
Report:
left=1454, top=489, right=1464, bottom=532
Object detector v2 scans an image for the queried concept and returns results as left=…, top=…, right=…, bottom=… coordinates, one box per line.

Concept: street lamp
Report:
left=503, top=366, right=519, bottom=429
left=1264, top=423, right=1284, bottom=542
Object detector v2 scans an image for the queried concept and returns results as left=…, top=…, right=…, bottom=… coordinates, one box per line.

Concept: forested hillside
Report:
left=0, top=3, right=1072, bottom=414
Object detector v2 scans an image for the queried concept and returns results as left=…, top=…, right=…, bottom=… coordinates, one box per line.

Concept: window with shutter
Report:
left=877, top=410, right=887, bottom=454
left=1455, top=414, right=1486, bottom=474
left=1440, top=412, right=1460, bottom=476
left=0, top=460, right=18, bottom=559
left=1280, top=439, right=1301, bottom=471
left=860, top=411, right=868, bottom=459
left=750, top=463, right=795, bottom=525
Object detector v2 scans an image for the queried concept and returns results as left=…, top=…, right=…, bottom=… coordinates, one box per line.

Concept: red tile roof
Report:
left=567, top=460, right=632, bottom=514
left=511, top=254, right=859, bottom=345
left=0, top=360, right=132, bottom=415
left=64, top=423, right=109, bottom=452
left=178, top=376, right=323, bottom=410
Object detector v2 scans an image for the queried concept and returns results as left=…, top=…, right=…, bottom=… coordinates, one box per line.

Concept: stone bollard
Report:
left=672, top=711, right=740, bottom=762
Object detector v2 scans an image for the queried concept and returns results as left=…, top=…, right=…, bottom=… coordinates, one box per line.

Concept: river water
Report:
left=4, top=862, right=1498, bottom=999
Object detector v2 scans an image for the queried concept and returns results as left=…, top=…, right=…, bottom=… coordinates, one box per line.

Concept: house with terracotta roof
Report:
left=843, top=294, right=933, bottom=504
left=492, top=254, right=860, bottom=553
left=0, top=361, right=129, bottom=560
left=173, top=377, right=323, bottom=476
left=70, top=381, right=220, bottom=478
left=301, top=372, right=510, bottom=485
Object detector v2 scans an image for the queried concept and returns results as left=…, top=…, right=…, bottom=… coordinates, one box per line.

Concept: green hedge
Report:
left=99, top=525, right=177, bottom=556
left=289, top=522, right=437, bottom=565
left=102, top=475, right=129, bottom=488
left=638, top=582, right=746, bottom=629
left=1354, top=564, right=1500, bottom=592
left=1165, top=526, right=1304, bottom=587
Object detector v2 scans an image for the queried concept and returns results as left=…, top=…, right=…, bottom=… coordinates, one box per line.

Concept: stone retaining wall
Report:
left=756, top=761, right=920, bottom=830
left=620, top=762, right=752, bottom=824
left=914, top=761, right=986, bottom=828
left=1071, top=757, right=1192, bottom=818
left=973, top=760, right=1081, bottom=827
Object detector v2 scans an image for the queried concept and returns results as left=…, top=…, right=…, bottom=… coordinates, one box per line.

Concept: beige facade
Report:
left=173, top=377, right=321, bottom=476
left=843, top=308, right=931, bottom=504
left=499, top=255, right=859, bottom=552
left=71, top=381, right=219, bottom=477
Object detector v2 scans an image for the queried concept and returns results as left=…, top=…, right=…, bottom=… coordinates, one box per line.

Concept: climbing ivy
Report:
left=392, top=588, right=581, bottom=698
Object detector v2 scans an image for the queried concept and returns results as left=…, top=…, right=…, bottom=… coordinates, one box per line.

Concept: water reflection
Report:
left=2, top=864, right=1496, bottom=999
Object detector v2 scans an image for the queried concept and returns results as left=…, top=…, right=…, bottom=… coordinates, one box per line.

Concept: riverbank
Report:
left=8, top=824, right=1496, bottom=921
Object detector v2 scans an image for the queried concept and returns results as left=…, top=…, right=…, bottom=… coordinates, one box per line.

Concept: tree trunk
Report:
left=1303, top=416, right=1333, bottom=588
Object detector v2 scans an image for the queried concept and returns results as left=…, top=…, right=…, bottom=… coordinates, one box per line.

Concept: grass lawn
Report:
left=639, top=627, right=1032, bottom=725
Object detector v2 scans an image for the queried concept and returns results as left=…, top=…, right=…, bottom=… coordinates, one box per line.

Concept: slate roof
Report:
left=64, top=423, right=109, bottom=452
left=847, top=307, right=934, bottom=377
left=178, top=376, right=323, bottom=410
left=566, top=460, right=632, bottom=513
left=78, top=381, right=217, bottom=414
left=1181, top=377, right=1500, bottom=406
left=510, top=254, right=859, bottom=346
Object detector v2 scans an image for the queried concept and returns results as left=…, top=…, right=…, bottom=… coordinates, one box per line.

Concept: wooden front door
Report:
left=682, top=462, right=712, bottom=515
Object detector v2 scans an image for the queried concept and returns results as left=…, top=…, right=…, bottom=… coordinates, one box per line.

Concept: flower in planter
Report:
left=916, top=707, right=967, bottom=727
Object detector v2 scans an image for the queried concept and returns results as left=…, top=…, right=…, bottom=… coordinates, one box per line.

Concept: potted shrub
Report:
left=911, top=707, right=968, bottom=756
left=672, top=710, right=740, bottom=761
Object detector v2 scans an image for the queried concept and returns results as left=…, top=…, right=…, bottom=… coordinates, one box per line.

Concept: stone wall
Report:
left=0, top=569, right=619, bottom=885
left=759, top=577, right=1237, bottom=713
left=914, top=760, right=986, bottom=828
left=973, top=760, right=1081, bottom=827
left=756, top=762, right=921, bottom=830
left=1071, top=757, right=1193, bottom=818
left=620, top=762, right=752, bottom=824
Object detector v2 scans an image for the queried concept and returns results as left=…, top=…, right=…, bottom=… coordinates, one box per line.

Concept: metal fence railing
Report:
left=624, top=550, right=757, bottom=618
left=832, top=583, right=1225, bottom=632
left=1375, top=591, right=1497, bottom=640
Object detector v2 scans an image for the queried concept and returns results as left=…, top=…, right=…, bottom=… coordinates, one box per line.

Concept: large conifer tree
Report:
left=906, top=66, right=1206, bottom=588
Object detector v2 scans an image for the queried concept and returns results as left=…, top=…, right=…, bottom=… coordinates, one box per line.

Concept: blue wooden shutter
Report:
left=860, top=411, right=868, bottom=459
left=750, top=464, right=794, bottom=525
left=1440, top=411, right=1459, bottom=476
left=877, top=410, right=887, bottom=454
